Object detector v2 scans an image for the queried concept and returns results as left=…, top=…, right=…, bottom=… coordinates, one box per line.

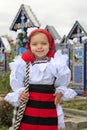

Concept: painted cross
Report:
left=10, top=4, right=40, bottom=32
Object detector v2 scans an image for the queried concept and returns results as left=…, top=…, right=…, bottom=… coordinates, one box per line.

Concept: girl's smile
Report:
left=30, top=33, right=49, bottom=60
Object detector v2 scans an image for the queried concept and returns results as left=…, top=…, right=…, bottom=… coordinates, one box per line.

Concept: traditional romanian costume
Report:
left=5, top=29, right=77, bottom=130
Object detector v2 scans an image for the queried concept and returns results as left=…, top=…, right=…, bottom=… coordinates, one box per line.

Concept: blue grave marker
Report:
left=73, top=65, right=83, bottom=84
left=73, top=43, right=87, bottom=96
left=84, top=43, right=87, bottom=92
left=10, top=4, right=40, bottom=55
left=0, top=53, right=5, bottom=76
left=73, top=45, right=84, bottom=95
left=61, top=48, right=70, bottom=66
left=17, top=47, right=26, bottom=55
left=66, top=20, right=87, bottom=96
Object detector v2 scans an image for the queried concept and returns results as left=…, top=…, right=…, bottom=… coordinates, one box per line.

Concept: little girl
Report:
left=5, top=28, right=77, bottom=130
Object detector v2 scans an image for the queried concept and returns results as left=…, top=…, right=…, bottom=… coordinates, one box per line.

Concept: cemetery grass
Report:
left=0, top=126, right=9, bottom=130
left=62, top=99, right=87, bottom=111
left=62, top=83, right=87, bottom=111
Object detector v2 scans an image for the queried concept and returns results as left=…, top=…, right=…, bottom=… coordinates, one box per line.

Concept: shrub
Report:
left=0, top=70, right=11, bottom=94
left=0, top=99, right=13, bottom=126
left=0, top=126, right=9, bottom=130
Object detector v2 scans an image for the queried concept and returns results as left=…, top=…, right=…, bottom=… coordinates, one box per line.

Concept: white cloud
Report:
left=0, top=0, right=87, bottom=40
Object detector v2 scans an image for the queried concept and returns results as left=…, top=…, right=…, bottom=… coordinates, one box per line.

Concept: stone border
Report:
left=63, top=108, right=87, bottom=117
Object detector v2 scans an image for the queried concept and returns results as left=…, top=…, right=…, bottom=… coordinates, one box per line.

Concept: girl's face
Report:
left=30, top=33, right=49, bottom=60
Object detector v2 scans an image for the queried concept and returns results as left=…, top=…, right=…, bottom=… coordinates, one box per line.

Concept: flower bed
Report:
left=0, top=96, right=13, bottom=126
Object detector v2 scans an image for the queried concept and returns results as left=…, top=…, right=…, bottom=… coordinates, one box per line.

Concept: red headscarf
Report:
left=22, top=28, right=56, bottom=62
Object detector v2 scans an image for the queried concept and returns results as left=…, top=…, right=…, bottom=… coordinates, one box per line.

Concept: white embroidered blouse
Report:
left=5, top=50, right=77, bottom=129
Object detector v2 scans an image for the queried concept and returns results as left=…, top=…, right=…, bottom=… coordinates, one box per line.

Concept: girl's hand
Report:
left=53, top=92, right=63, bottom=105
left=19, top=91, right=29, bottom=103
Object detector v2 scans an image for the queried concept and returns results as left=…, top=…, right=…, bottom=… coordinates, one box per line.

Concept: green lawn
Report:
left=62, top=98, right=87, bottom=111
left=0, top=126, right=9, bottom=130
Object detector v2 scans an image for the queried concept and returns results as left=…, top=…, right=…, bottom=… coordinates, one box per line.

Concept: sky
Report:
left=0, top=0, right=87, bottom=40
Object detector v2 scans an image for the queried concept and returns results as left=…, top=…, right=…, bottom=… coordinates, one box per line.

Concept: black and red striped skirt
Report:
left=18, top=84, right=58, bottom=130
